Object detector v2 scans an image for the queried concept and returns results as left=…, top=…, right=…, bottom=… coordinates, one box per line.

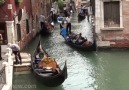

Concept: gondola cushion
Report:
left=35, top=58, right=42, bottom=64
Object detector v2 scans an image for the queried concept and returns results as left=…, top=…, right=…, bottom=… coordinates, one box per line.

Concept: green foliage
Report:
left=17, top=0, right=23, bottom=3
left=15, top=0, right=23, bottom=5
left=0, top=0, right=5, bottom=5
left=57, top=0, right=65, bottom=10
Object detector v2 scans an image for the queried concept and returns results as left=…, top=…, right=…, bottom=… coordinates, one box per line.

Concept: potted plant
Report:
left=0, top=0, right=5, bottom=6
left=15, top=0, right=23, bottom=5
left=57, top=0, right=65, bottom=11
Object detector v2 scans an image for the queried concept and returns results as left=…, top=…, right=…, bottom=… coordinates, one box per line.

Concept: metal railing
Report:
left=0, top=66, right=6, bottom=90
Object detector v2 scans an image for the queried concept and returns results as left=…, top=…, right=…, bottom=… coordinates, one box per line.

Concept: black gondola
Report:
left=40, top=22, right=54, bottom=35
left=60, top=25, right=96, bottom=51
left=78, top=13, right=85, bottom=20
left=31, top=40, right=67, bottom=87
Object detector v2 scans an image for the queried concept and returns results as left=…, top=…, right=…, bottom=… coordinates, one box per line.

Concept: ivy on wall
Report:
left=0, top=0, right=5, bottom=6
left=15, top=0, right=23, bottom=5
left=57, top=0, right=65, bottom=10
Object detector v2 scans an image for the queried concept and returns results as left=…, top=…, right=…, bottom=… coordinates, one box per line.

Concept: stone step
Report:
left=13, top=62, right=31, bottom=67
left=22, top=58, right=31, bottom=63
left=20, top=52, right=31, bottom=59
left=14, top=71, right=31, bottom=75
left=13, top=62, right=31, bottom=72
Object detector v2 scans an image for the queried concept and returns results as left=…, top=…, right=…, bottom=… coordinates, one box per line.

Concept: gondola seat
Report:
left=35, top=58, right=42, bottom=64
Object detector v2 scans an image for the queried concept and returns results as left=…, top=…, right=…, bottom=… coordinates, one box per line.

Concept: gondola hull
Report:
left=32, top=61, right=67, bottom=87
left=31, top=41, right=67, bottom=87
left=65, top=40, right=96, bottom=51
left=60, top=27, right=96, bottom=51
left=78, top=13, right=85, bottom=20
left=40, top=22, right=54, bottom=35
left=40, top=28, right=54, bottom=35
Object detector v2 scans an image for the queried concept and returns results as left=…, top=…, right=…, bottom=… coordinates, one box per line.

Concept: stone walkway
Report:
left=0, top=52, right=8, bottom=70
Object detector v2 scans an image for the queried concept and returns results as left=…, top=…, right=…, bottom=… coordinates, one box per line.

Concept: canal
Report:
left=13, top=14, right=129, bottom=90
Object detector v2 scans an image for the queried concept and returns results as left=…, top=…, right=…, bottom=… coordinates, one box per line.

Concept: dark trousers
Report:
left=66, top=23, right=71, bottom=34
left=40, top=22, right=45, bottom=30
left=87, top=15, right=89, bottom=22
left=53, top=14, right=57, bottom=23
left=13, top=51, right=22, bottom=63
left=64, top=10, right=68, bottom=17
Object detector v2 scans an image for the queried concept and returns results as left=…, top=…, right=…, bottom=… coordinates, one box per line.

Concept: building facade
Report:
left=0, top=0, right=33, bottom=49
left=0, top=0, right=52, bottom=50
left=95, top=0, right=129, bottom=48
left=31, top=0, right=52, bottom=37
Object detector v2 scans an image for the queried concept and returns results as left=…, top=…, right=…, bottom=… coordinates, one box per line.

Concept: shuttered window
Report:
left=104, top=1, right=120, bottom=27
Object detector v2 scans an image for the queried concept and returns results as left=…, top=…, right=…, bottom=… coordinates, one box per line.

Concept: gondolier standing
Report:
left=39, top=14, right=45, bottom=30
left=66, top=14, right=72, bottom=35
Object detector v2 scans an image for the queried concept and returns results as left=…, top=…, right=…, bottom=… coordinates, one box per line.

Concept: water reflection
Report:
left=13, top=74, right=65, bottom=90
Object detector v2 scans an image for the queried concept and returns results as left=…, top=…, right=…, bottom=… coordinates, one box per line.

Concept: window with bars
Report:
left=104, top=1, right=120, bottom=27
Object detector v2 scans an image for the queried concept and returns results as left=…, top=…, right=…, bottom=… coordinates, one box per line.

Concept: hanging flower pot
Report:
left=15, top=0, right=23, bottom=6
left=0, top=0, right=5, bottom=6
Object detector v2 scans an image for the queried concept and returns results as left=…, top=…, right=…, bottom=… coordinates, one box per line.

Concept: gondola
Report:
left=60, top=25, right=96, bottom=51
left=78, top=13, right=85, bottom=20
left=31, top=40, right=67, bottom=87
left=40, top=22, right=54, bottom=35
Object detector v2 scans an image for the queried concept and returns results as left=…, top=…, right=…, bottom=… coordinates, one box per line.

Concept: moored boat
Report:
left=78, top=13, right=85, bottom=20
left=31, top=40, right=67, bottom=87
left=60, top=25, right=96, bottom=51
left=40, top=22, right=54, bottom=35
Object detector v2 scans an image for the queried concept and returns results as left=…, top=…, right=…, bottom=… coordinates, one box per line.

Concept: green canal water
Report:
left=13, top=15, right=129, bottom=90
left=13, top=35, right=129, bottom=90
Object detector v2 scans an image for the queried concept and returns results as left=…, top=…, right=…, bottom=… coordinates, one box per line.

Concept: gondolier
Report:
left=39, top=14, right=45, bottom=30
left=66, top=14, right=72, bottom=34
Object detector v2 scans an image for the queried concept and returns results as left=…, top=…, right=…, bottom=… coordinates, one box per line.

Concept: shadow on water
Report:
left=13, top=74, right=65, bottom=90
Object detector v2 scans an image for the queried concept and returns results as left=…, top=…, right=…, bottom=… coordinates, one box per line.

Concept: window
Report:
left=16, top=24, right=21, bottom=41
left=26, top=19, right=29, bottom=34
left=0, top=22, right=7, bottom=44
left=104, top=1, right=120, bottom=27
